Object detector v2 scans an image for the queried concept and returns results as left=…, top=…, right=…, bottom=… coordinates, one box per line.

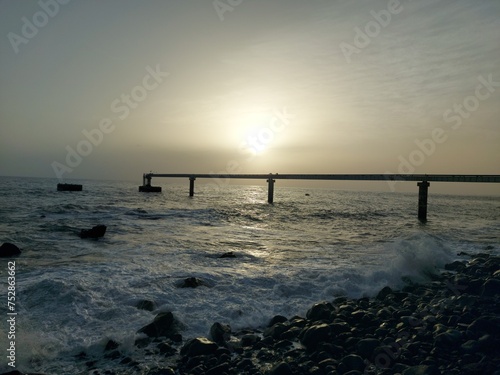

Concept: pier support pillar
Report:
left=189, top=177, right=196, bottom=197
left=267, top=176, right=275, bottom=204
left=417, top=181, right=430, bottom=222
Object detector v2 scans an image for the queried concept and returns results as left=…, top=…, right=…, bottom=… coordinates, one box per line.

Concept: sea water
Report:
left=0, top=176, right=498, bottom=373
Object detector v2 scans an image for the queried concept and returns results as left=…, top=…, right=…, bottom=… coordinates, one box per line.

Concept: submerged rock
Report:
left=79, top=224, right=106, bottom=239
left=219, top=251, right=236, bottom=258
left=0, top=242, right=21, bottom=257
left=135, top=299, right=157, bottom=311
left=176, top=277, right=209, bottom=288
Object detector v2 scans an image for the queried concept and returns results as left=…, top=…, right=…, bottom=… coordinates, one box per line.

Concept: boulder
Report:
left=80, top=225, right=106, bottom=239
left=137, top=311, right=182, bottom=338
left=300, top=323, right=331, bottom=349
left=306, top=301, right=334, bottom=322
left=209, top=322, right=231, bottom=345
left=0, top=243, right=21, bottom=257
left=135, top=300, right=157, bottom=311
left=176, top=277, right=208, bottom=288
left=180, top=337, right=218, bottom=357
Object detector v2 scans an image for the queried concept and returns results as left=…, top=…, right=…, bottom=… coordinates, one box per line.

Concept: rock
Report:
left=376, top=286, right=393, bottom=301
left=306, top=301, right=334, bottom=322
left=79, top=224, right=106, bottom=239
left=177, top=277, right=208, bottom=288
left=402, top=365, right=442, bottom=375
left=356, top=338, right=381, bottom=359
left=219, top=251, right=236, bottom=258
left=268, top=315, right=288, bottom=327
left=135, top=299, right=156, bottom=311
left=434, top=329, right=462, bottom=348
left=338, top=354, right=365, bottom=373
left=300, top=323, right=331, bottom=350
left=104, top=339, right=119, bottom=351
left=241, top=333, right=260, bottom=347
left=209, top=322, right=231, bottom=345
left=0, top=243, right=21, bottom=257
left=269, top=361, right=292, bottom=375
left=180, top=337, right=218, bottom=357
left=481, top=278, right=500, bottom=297
left=467, top=316, right=500, bottom=338
left=444, top=261, right=466, bottom=272
left=137, top=311, right=182, bottom=338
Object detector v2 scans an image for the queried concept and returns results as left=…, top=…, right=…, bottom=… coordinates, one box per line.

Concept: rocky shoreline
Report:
left=4, top=251, right=500, bottom=375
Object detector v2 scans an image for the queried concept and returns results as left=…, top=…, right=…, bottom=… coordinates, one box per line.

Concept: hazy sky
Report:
left=1, top=0, right=499, bottom=194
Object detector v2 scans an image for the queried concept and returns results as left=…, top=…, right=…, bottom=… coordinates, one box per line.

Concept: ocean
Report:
left=0, top=176, right=499, bottom=374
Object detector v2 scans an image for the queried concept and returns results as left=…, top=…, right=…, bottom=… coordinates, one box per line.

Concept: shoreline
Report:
left=3, top=251, right=500, bottom=375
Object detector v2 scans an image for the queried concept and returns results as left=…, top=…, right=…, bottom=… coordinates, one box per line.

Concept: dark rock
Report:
left=79, top=224, right=106, bottom=239
left=445, top=261, right=466, bottom=272
left=146, top=368, right=175, bottom=375
left=402, top=365, right=442, bottom=375
left=0, top=243, right=21, bottom=257
left=206, top=363, right=230, bottom=375
left=219, top=251, right=236, bottom=258
left=104, top=339, right=119, bottom=351
left=306, top=301, right=334, bottom=322
left=481, top=278, right=500, bottom=297
left=241, top=333, right=260, bottom=347
left=300, top=323, right=331, bottom=350
left=434, top=329, right=462, bottom=348
left=376, top=286, right=393, bottom=301
left=177, top=277, right=208, bottom=288
left=338, top=354, right=365, bottom=373
left=269, top=361, right=292, bottom=375
left=135, top=299, right=157, bottom=311
left=264, top=322, right=288, bottom=340
left=356, top=338, right=381, bottom=359
left=209, top=322, right=231, bottom=345
left=268, top=315, right=288, bottom=327
left=467, top=316, right=500, bottom=339
left=137, top=311, right=182, bottom=338
left=180, top=337, right=218, bottom=357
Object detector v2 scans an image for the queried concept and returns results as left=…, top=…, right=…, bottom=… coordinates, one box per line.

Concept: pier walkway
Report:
left=140, top=173, right=500, bottom=222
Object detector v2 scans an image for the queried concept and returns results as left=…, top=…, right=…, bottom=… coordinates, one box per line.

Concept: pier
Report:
left=140, top=173, right=500, bottom=222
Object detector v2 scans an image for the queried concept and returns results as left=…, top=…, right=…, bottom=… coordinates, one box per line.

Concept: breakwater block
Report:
left=139, top=185, right=161, bottom=192
left=57, top=183, right=82, bottom=191
left=80, top=225, right=107, bottom=239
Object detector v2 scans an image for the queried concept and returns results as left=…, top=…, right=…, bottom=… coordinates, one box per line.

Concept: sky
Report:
left=0, top=0, right=499, bottom=194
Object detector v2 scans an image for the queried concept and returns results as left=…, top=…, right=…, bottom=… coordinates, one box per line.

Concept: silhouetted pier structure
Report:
left=140, top=173, right=500, bottom=222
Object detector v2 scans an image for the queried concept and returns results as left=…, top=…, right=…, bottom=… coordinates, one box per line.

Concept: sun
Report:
left=238, top=111, right=275, bottom=155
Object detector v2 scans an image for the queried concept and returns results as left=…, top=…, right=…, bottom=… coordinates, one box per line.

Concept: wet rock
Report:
left=180, top=337, right=218, bottom=357
left=434, top=329, right=462, bottom=348
left=241, top=333, right=260, bottom=347
left=219, top=251, right=236, bottom=258
left=79, top=224, right=106, bottom=239
left=135, top=299, right=157, bottom=311
left=445, top=261, right=466, bottom=272
left=338, top=354, right=365, bottom=373
left=268, top=315, right=288, bottom=327
left=300, top=323, right=331, bottom=350
left=481, top=278, right=500, bottom=297
left=0, top=242, right=21, bottom=257
left=137, top=311, right=183, bottom=339
left=104, top=339, right=120, bottom=351
left=402, top=365, right=442, bottom=375
left=269, top=361, right=292, bottom=375
left=209, top=322, right=231, bottom=345
left=306, top=301, right=334, bottom=322
left=356, top=338, right=381, bottom=359
left=376, top=286, right=393, bottom=301
left=176, top=277, right=208, bottom=288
